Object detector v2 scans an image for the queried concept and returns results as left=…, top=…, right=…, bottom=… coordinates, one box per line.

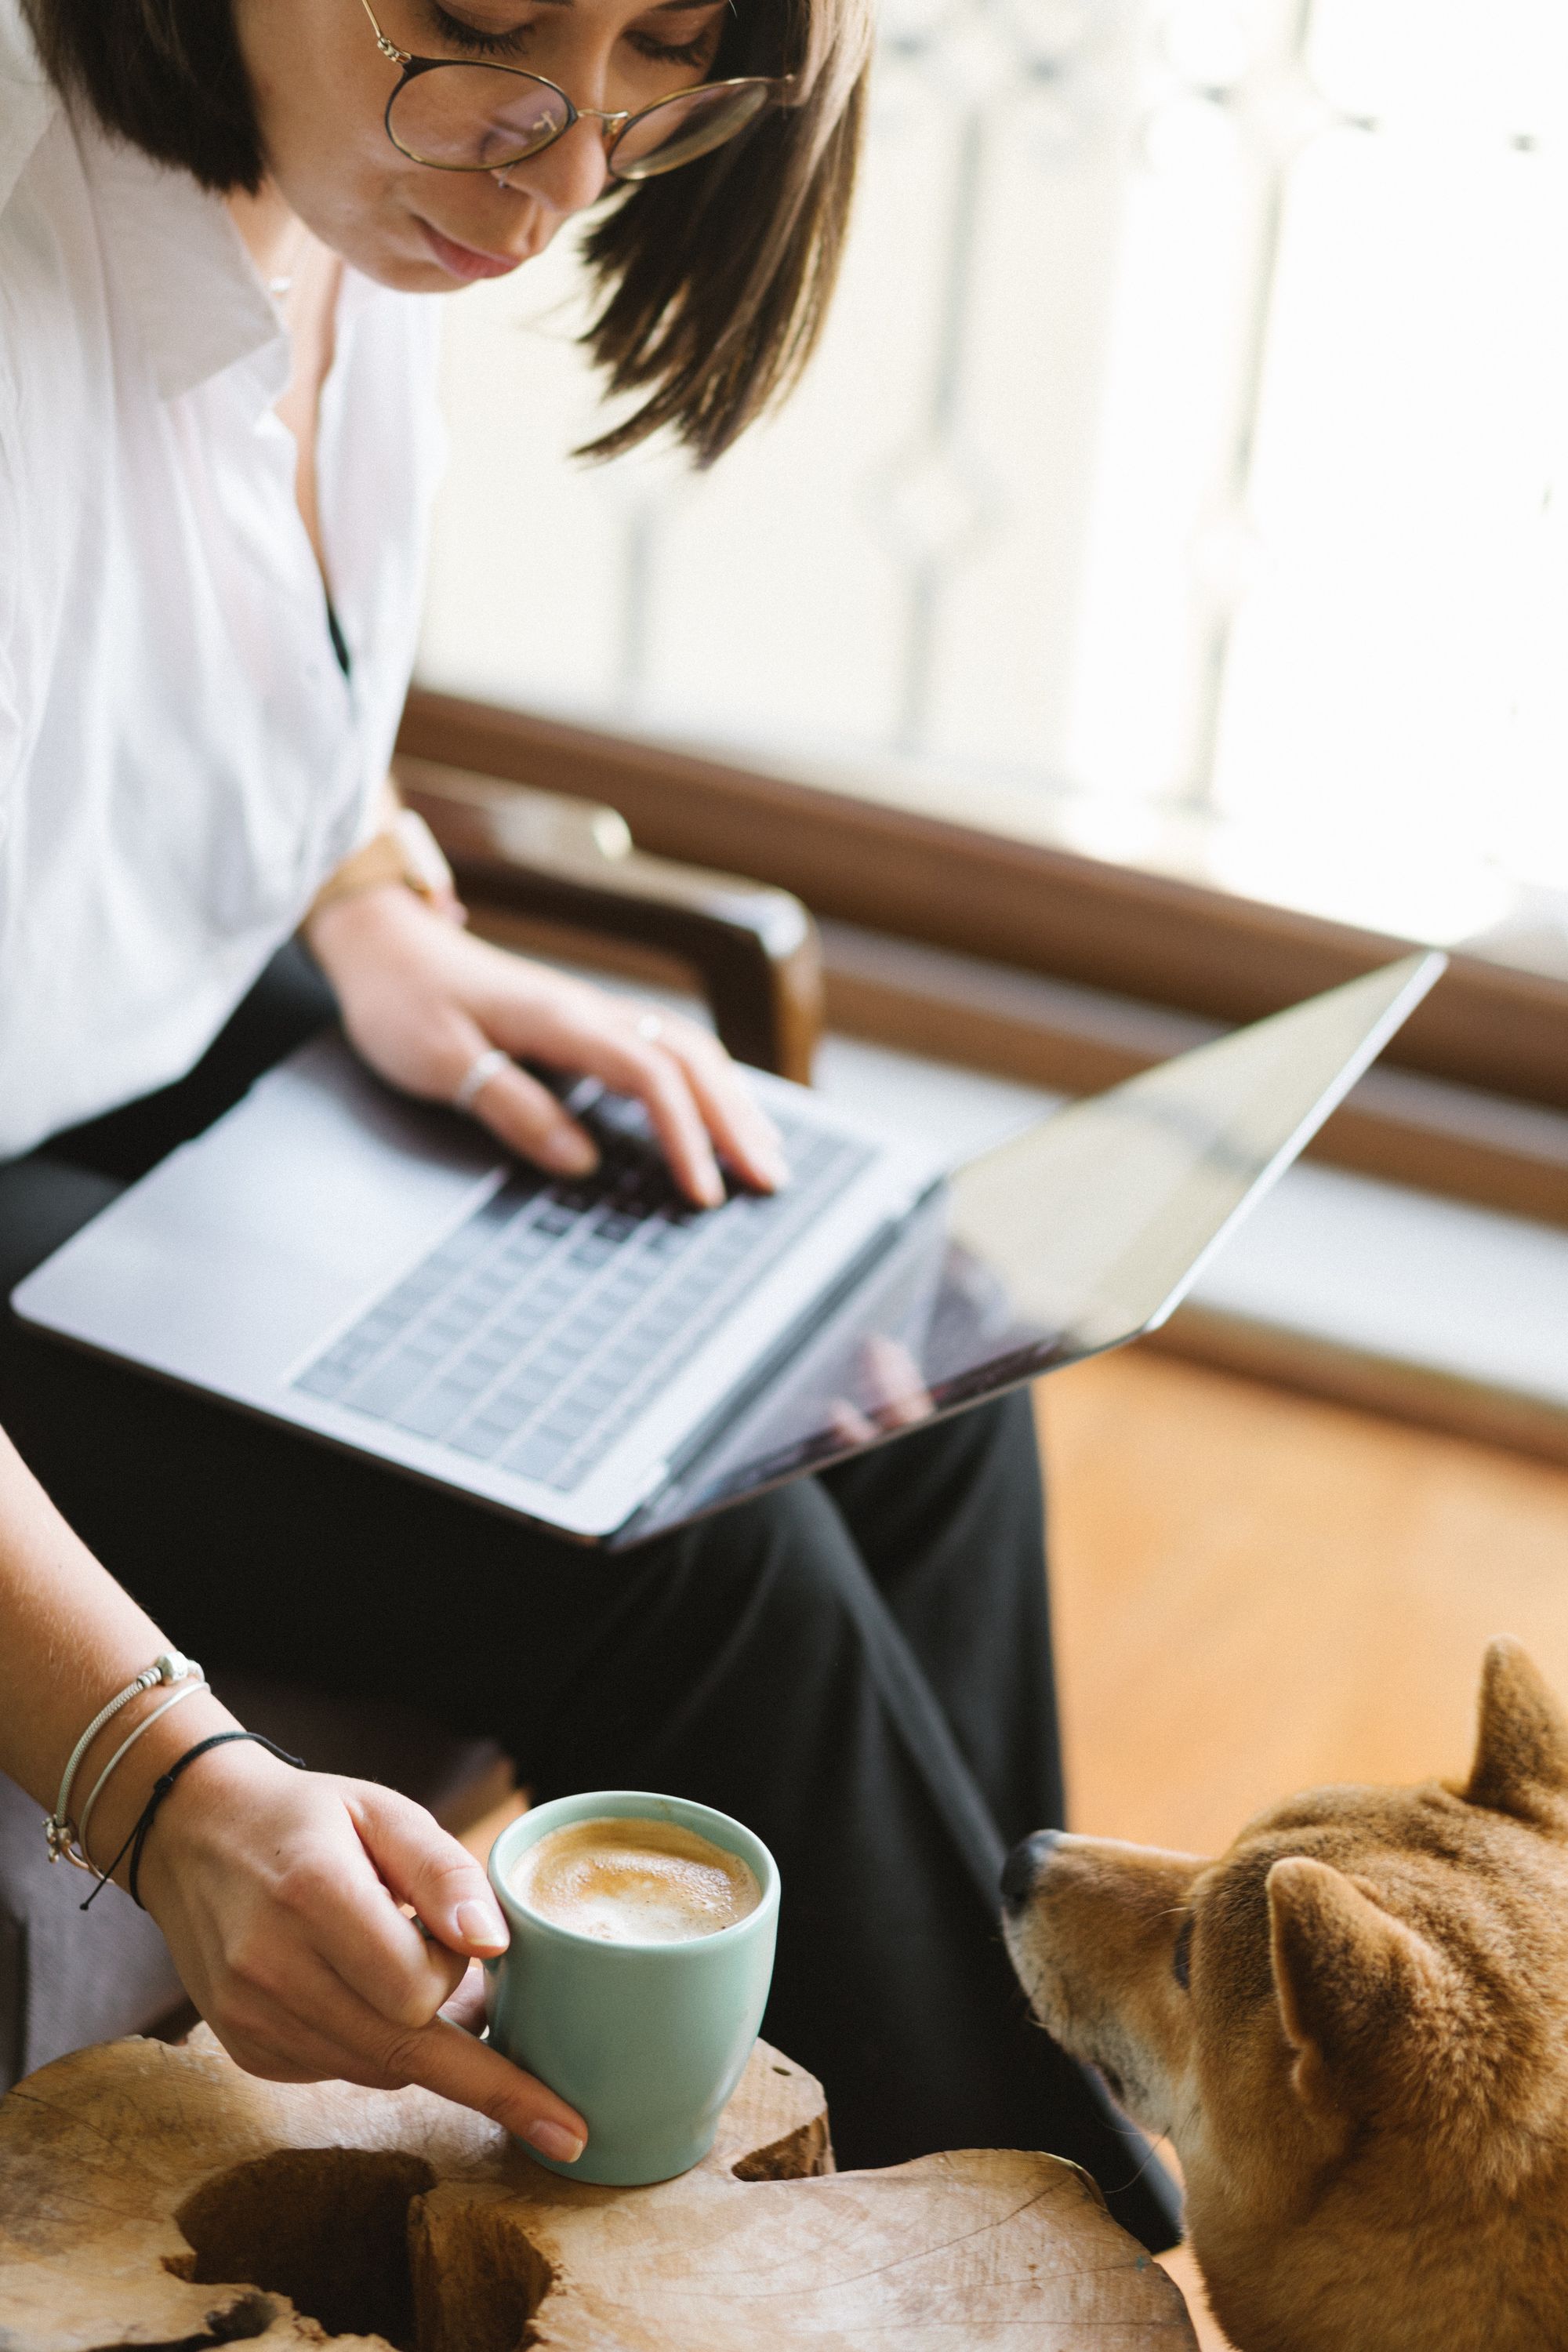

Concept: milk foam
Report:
left=509, top=1817, right=760, bottom=1944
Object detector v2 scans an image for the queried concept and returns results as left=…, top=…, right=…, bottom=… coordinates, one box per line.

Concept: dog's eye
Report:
left=1171, top=1913, right=1194, bottom=1991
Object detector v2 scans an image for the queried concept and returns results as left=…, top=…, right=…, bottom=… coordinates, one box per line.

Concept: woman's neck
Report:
left=227, top=180, right=312, bottom=297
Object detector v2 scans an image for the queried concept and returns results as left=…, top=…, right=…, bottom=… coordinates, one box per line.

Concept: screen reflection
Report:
left=618, top=951, right=1444, bottom=1545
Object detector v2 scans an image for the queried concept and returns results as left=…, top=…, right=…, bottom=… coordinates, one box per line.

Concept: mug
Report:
left=485, top=1788, right=780, bottom=2186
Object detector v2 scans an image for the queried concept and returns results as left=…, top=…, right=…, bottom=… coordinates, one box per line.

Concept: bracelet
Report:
left=306, top=809, right=460, bottom=922
left=75, top=1677, right=211, bottom=1873
left=81, top=1731, right=307, bottom=1914
left=45, top=1652, right=203, bottom=1872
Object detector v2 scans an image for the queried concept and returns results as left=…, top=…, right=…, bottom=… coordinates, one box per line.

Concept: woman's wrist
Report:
left=305, top=809, right=463, bottom=938
left=80, top=1686, right=245, bottom=1889
left=303, top=872, right=420, bottom=973
left=130, top=1731, right=305, bottom=1917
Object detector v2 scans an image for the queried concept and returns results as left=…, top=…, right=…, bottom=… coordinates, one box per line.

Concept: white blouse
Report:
left=0, top=0, right=446, bottom=1156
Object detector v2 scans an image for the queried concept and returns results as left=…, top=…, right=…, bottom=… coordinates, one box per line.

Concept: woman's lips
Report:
left=416, top=217, right=525, bottom=281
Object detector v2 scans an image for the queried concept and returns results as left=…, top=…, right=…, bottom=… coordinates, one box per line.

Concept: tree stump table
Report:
left=0, top=2027, right=1195, bottom=2350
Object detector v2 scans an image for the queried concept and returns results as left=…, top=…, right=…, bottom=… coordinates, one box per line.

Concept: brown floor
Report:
left=1041, top=1350, right=1568, bottom=1856
left=1040, top=1348, right=1568, bottom=2348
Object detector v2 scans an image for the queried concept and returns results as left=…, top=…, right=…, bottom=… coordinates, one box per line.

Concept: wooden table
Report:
left=0, top=2027, right=1195, bottom=2348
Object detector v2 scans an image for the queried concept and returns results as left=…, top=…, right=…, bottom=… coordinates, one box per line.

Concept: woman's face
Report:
left=232, top=0, right=729, bottom=285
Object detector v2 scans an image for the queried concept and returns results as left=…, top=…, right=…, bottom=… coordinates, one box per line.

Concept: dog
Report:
left=1001, top=1638, right=1568, bottom=2351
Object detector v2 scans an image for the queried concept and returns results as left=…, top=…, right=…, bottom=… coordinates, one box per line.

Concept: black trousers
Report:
left=0, top=947, right=1175, bottom=2245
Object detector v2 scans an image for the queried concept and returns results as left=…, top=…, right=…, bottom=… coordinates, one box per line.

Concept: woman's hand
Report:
left=307, top=884, right=786, bottom=1208
left=136, top=1738, right=587, bottom=2163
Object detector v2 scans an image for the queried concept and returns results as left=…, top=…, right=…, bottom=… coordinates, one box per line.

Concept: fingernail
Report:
left=456, top=1899, right=508, bottom=1951
left=755, top=1147, right=789, bottom=1189
left=542, top=1127, right=598, bottom=1174
left=526, top=2119, right=586, bottom=2164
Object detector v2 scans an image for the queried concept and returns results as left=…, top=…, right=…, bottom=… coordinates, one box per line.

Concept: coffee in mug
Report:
left=508, top=1816, right=761, bottom=1944
left=488, top=1791, right=779, bottom=2187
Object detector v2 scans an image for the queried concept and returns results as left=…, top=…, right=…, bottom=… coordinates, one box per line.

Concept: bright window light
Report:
left=419, top=0, right=1568, bottom=967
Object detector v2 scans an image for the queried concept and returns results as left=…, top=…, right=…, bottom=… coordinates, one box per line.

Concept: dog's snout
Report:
left=1000, top=1828, right=1065, bottom=1911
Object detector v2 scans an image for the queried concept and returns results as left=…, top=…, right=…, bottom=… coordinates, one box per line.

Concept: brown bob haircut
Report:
left=21, top=0, right=872, bottom=462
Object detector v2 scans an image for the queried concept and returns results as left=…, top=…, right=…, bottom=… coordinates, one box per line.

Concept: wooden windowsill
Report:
left=400, top=688, right=1568, bottom=1116
left=399, top=690, right=1568, bottom=1235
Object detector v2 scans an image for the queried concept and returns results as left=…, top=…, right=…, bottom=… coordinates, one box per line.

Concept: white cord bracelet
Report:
left=75, top=1678, right=211, bottom=1876
left=45, top=1652, right=203, bottom=1871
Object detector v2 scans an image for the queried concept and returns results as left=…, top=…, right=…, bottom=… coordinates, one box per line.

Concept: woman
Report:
left=0, top=0, right=1171, bottom=2239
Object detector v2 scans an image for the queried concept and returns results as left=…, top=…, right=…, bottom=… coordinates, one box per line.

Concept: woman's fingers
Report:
left=470, top=1062, right=601, bottom=1179
left=444, top=1011, right=601, bottom=1179
left=268, top=1838, right=470, bottom=2027
left=488, top=993, right=724, bottom=1205
left=347, top=1781, right=510, bottom=1960
left=252, top=1780, right=499, bottom=2031
left=241, top=1943, right=586, bottom=2160
left=387, top=2015, right=586, bottom=2159
left=315, top=893, right=784, bottom=1207
left=483, top=992, right=784, bottom=1208
left=260, top=1782, right=506, bottom=2031
left=630, top=1014, right=787, bottom=1196
left=439, top=1959, right=490, bottom=2034
left=859, top=1334, right=937, bottom=1429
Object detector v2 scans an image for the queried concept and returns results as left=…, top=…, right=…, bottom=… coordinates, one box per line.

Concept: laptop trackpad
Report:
left=13, top=1035, right=502, bottom=1393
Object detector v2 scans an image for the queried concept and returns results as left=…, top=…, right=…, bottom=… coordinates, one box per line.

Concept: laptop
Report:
left=13, top=951, right=1445, bottom=1548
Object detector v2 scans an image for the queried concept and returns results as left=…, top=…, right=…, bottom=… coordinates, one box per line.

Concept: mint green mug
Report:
left=485, top=1789, right=780, bottom=2187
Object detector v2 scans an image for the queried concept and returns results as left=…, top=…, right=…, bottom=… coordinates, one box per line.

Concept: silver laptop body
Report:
left=13, top=952, right=1445, bottom=1546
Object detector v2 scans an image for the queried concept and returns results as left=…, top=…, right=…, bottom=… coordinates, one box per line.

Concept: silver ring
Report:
left=634, top=1012, right=665, bottom=1044
left=454, top=1046, right=510, bottom=1112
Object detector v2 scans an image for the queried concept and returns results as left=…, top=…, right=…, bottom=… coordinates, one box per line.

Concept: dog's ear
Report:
left=1267, top=1857, right=1446, bottom=2119
left=1465, top=1637, right=1568, bottom=1827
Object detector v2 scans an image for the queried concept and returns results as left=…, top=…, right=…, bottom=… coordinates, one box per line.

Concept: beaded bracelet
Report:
left=81, top=1730, right=307, bottom=1914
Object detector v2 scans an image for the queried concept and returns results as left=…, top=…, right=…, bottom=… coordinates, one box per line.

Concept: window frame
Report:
left=401, top=686, right=1568, bottom=1232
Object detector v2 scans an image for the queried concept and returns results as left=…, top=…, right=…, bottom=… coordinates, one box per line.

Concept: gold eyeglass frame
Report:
left=358, top=0, right=793, bottom=181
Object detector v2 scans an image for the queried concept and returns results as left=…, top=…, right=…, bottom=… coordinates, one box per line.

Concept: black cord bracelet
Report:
left=82, top=1730, right=306, bottom=1913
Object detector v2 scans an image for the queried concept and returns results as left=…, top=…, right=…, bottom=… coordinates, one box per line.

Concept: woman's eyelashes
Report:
left=429, top=0, right=721, bottom=68
left=626, top=24, right=720, bottom=64
left=429, top=2, right=531, bottom=56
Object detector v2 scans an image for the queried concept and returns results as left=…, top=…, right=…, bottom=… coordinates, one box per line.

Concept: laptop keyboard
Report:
left=293, top=1098, right=875, bottom=1495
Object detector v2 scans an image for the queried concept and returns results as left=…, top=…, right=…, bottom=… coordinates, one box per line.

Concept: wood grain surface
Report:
left=1043, top=1348, right=1568, bottom=1861
left=0, top=2027, right=1195, bottom=2350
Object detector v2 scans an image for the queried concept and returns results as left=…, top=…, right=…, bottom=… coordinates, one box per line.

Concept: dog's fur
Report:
left=1001, top=1639, right=1568, bottom=2351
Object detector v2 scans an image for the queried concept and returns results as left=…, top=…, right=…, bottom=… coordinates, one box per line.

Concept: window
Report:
left=418, top=0, right=1568, bottom=975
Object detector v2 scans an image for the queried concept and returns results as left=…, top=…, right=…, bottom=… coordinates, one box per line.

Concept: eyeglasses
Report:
left=359, top=0, right=792, bottom=183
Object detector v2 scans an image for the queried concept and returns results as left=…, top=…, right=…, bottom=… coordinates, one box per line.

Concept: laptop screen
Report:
left=616, top=952, right=1444, bottom=1544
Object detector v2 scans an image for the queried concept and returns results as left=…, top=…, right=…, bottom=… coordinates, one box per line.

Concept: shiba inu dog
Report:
left=1001, top=1639, right=1568, bottom=2351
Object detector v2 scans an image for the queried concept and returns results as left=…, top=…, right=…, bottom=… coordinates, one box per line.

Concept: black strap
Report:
left=82, top=1731, right=306, bottom=1913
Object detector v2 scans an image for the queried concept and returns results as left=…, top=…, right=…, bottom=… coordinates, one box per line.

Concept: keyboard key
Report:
left=501, top=1430, right=572, bottom=1481
left=393, top=1379, right=485, bottom=1439
left=496, top=1230, right=551, bottom=1265
left=537, top=1404, right=595, bottom=1442
left=344, top=1352, right=438, bottom=1418
left=443, top=1415, right=514, bottom=1461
